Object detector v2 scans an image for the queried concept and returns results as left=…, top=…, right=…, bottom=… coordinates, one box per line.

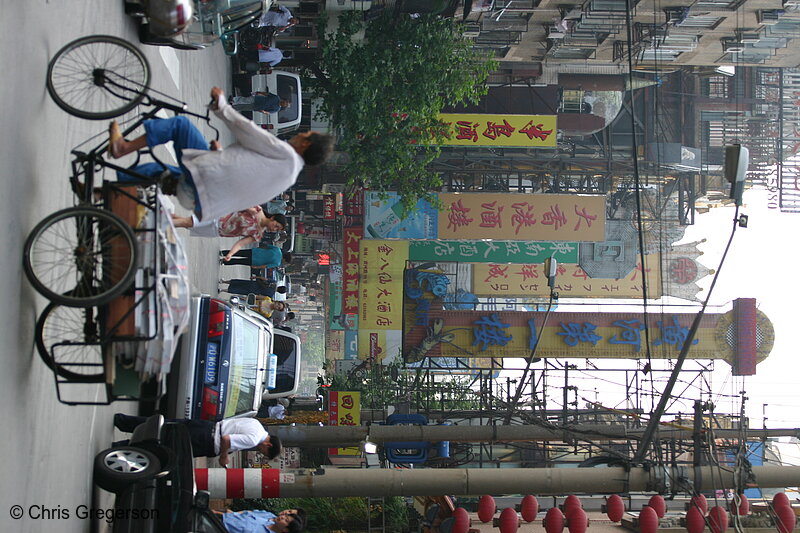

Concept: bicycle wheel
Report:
left=46, top=34, right=150, bottom=119
left=23, top=207, right=138, bottom=307
left=35, top=303, right=106, bottom=382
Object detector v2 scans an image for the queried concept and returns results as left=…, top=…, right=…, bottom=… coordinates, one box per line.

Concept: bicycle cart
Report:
left=24, top=35, right=215, bottom=405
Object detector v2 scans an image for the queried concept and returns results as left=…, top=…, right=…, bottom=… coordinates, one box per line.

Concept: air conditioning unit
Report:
left=547, top=26, right=566, bottom=38
left=722, top=40, right=745, bottom=52
left=463, top=22, right=481, bottom=38
left=737, top=32, right=761, bottom=43
left=758, top=10, right=781, bottom=24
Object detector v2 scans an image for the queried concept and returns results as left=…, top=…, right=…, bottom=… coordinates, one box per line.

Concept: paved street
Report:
left=0, top=2, right=248, bottom=531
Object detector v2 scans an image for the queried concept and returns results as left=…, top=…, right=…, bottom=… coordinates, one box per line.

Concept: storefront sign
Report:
left=438, top=113, right=557, bottom=147
left=328, top=391, right=361, bottom=456
left=409, top=239, right=579, bottom=263
left=438, top=193, right=605, bottom=241
left=359, top=240, right=409, bottom=329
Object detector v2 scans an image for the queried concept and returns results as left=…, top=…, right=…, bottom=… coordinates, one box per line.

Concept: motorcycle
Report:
left=124, top=0, right=271, bottom=55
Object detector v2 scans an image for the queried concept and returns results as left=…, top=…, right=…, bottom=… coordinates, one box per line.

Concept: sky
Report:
left=679, top=187, right=800, bottom=430
left=495, top=186, right=800, bottom=436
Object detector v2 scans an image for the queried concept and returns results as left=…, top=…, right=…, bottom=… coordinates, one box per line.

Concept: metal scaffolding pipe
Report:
left=197, top=465, right=800, bottom=499
left=270, top=424, right=800, bottom=448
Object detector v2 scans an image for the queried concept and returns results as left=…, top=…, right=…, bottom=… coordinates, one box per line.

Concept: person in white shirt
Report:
left=113, top=414, right=281, bottom=467
left=109, top=86, right=334, bottom=223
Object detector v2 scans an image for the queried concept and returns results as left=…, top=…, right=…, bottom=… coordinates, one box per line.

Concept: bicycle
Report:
left=23, top=35, right=206, bottom=399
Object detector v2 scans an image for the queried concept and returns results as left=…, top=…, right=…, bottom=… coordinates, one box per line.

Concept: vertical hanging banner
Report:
left=342, top=227, right=363, bottom=327
left=359, top=240, right=409, bottom=329
left=363, top=192, right=438, bottom=239
left=438, top=193, right=606, bottom=241
left=472, top=255, right=662, bottom=298
left=328, top=391, right=361, bottom=455
left=438, top=113, right=557, bottom=147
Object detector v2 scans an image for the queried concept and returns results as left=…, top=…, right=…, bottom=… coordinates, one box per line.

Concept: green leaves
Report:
left=305, top=12, right=496, bottom=212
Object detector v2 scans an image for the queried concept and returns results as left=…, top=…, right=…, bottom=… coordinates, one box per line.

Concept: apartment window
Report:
left=695, top=0, right=737, bottom=8
left=704, top=76, right=730, bottom=98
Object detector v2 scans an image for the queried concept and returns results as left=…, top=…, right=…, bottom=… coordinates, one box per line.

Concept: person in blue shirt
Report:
left=230, top=91, right=290, bottom=115
left=220, top=509, right=303, bottom=533
left=221, top=243, right=290, bottom=268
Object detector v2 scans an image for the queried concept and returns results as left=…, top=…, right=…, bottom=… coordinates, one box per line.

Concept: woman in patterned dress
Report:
left=171, top=208, right=286, bottom=258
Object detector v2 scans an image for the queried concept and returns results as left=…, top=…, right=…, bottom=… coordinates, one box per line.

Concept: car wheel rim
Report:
left=104, top=449, right=151, bottom=474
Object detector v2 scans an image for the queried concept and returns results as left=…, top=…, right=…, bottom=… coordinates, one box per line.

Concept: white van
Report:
left=251, top=70, right=302, bottom=135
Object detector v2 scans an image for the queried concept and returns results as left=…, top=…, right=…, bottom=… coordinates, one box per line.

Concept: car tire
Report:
left=93, top=445, right=162, bottom=493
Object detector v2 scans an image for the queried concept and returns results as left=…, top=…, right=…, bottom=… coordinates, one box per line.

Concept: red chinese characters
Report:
left=519, top=121, right=553, bottom=141
left=482, top=120, right=515, bottom=140
left=483, top=264, right=510, bottom=283
left=447, top=199, right=474, bottom=232
left=573, top=206, right=598, bottom=231
left=510, top=202, right=537, bottom=235
left=455, top=121, right=479, bottom=142
left=479, top=201, right=504, bottom=228
left=541, top=205, right=568, bottom=230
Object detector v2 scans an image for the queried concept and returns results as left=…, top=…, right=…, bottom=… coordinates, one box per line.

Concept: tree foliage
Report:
left=306, top=12, right=496, bottom=212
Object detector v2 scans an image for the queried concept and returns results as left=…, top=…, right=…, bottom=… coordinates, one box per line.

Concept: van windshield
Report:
left=224, top=315, right=262, bottom=417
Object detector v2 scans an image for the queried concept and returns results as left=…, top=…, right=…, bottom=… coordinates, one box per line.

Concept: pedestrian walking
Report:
left=171, top=207, right=286, bottom=255
left=230, top=91, right=290, bottom=114
left=220, top=243, right=291, bottom=268
left=219, top=279, right=287, bottom=299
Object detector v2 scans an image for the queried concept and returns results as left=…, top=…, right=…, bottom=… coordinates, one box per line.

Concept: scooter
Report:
left=124, top=0, right=271, bottom=55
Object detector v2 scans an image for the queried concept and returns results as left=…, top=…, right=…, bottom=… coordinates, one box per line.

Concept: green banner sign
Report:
left=408, top=240, right=579, bottom=263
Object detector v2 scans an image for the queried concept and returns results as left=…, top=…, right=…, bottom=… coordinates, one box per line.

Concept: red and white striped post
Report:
left=195, top=468, right=282, bottom=499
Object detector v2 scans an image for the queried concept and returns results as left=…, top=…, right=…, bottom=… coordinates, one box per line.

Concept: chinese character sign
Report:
left=342, top=227, right=363, bottom=319
left=328, top=391, right=361, bottom=455
left=438, top=113, right=557, bottom=147
left=360, top=240, right=409, bottom=329
left=428, top=301, right=773, bottom=372
left=471, top=255, right=662, bottom=298
left=438, top=193, right=606, bottom=241
left=409, top=240, right=579, bottom=264
left=326, top=330, right=345, bottom=360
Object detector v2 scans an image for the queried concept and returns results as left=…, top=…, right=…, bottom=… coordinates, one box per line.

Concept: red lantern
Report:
left=451, top=508, right=470, bottom=533
left=478, top=495, right=496, bottom=523
left=521, top=495, right=540, bottom=523
left=499, top=508, right=520, bottom=533
left=707, top=506, right=728, bottom=533
left=648, top=495, right=667, bottom=518
left=685, top=505, right=705, bottom=533
left=774, top=493, right=792, bottom=510
left=544, top=507, right=565, bottom=533
left=729, top=494, right=749, bottom=517
left=566, top=507, right=588, bottom=533
left=606, top=494, right=625, bottom=522
left=776, top=504, right=796, bottom=533
left=690, top=495, right=708, bottom=516
left=564, top=495, right=582, bottom=515
left=639, top=506, right=659, bottom=533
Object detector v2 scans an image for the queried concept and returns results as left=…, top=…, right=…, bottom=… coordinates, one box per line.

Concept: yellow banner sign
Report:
left=472, top=255, right=662, bottom=299
left=439, top=113, right=557, bottom=147
left=328, top=391, right=361, bottom=455
left=359, top=240, right=409, bottom=329
left=438, top=193, right=606, bottom=241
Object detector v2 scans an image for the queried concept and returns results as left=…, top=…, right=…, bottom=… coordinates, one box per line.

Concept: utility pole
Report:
left=197, top=465, right=800, bottom=499
left=270, top=423, right=800, bottom=448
